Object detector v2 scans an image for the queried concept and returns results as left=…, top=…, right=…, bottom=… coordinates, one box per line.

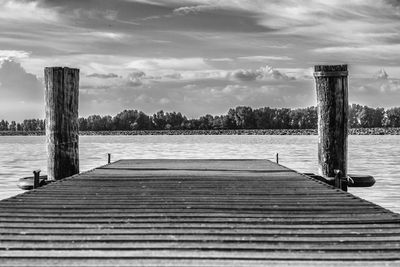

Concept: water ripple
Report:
left=0, top=135, right=399, bottom=213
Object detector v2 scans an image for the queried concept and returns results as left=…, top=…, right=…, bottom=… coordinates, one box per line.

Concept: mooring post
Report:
left=314, top=64, right=348, bottom=189
left=45, top=67, right=80, bottom=181
left=33, top=170, right=40, bottom=189
left=108, top=153, right=111, bottom=164
left=276, top=153, right=279, bottom=164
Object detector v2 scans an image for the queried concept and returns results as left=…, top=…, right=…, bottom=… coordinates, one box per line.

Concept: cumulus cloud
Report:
left=81, top=71, right=146, bottom=91
left=0, top=60, right=44, bottom=120
left=127, top=70, right=146, bottom=87
left=375, top=69, right=389, bottom=80
left=0, top=60, right=43, bottom=100
left=82, top=69, right=186, bottom=93
left=349, top=69, right=400, bottom=107
left=230, top=65, right=295, bottom=81
left=380, top=79, right=400, bottom=92
left=107, top=65, right=298, bottom=84
left=231, top=69, right=259, bottom=81
left=371, top=70, right=400, bottom=93
left=87, top=73, right=119, bottom=79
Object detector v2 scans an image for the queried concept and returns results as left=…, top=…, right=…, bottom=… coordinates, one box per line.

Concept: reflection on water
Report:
left=0, top=135, right=399, bottom=213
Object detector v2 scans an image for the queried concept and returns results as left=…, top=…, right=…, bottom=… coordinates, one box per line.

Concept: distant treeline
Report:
left=1, top=104, right=400, bottom=132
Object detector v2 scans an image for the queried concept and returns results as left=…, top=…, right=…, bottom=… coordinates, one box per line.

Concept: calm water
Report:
left=0, top=135, right=399, bottom=213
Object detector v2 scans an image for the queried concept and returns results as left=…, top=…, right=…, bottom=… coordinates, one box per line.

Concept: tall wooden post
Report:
left=45, top=67, right=79, bottom=181
left=314, top=64, right=348, bottom=182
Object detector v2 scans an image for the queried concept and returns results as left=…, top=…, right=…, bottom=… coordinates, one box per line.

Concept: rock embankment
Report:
left=1, top=128, right=400, bottom=136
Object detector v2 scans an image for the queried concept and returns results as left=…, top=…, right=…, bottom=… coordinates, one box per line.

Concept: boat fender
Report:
left=347, top=174, right=375, bottom=187
left=17, top=176, right=48, bottom=190
left=304, top=173, right=375, bottom=188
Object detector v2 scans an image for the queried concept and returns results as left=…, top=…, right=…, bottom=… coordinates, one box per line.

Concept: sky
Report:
left=0, top=0, right=399, bottom=121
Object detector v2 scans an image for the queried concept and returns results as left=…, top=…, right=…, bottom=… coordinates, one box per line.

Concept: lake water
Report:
left=0, top=135, right=399, bottom=213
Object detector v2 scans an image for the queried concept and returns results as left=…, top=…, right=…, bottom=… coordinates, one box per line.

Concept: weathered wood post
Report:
left=314, top=64, right=348, bottom=190
left=45, top=67, right=79, bottom=181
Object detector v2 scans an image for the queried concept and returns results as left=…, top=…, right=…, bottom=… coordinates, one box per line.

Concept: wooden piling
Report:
left=44, top=67, right=79, bottom=181
left=314, top=64, right=348, bottom=179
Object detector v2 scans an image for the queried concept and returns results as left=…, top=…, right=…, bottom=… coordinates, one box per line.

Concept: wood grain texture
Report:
left=0, top=159, right=399, bottom=266
left=44, top=67, right=79, bottom=181
left=314, top=65, right=348, bottom=179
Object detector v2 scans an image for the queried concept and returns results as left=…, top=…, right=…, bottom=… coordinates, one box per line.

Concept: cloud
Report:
left=0, top=0, right=59, bottom=23
left=370, top=70, right=400, bottom=92
left=126, top=58, right=209, bottom=70
left=349, top=69, right=400, bottom=107
left=375, top=69, right=389, bottom=80
left=68, top=7, right=119, bottom=23
left=231, top=69, right=259, bottom=81
left=0, top=50, right=31, bottom=61
left=173, top=5, right=217, bottom=16
left=159, top=97, right=171, bottom=105
left=79, top=31, right=126, bottom=41
left=207, top=58, right=233, bottom=62
left=127, top=70, right=146, bottom=87
left=0, top=60, right=43, bottom=100
left=138, top=4, right=219, bottom=21
left=380, top=79, right=400, bottom=92
left=183, top=84, right=196, bottom=89
left=178, top=70, right=228, bottom=80
left=0, top=60, right=44, bottom=120
left=81, top=71, right=143, bottom=91
left=87, top=73, right=119, bottom=79
left=238, top=56, right=292, bottom=61
left=163, top=73, right=182, bottom=79
left=230, top=65, right=295, bottom=81
left=101, top=64, right=298, bottom=84
left=82, top=69, right=185, bottom=93
left=314, top=44, right=400, bottom=56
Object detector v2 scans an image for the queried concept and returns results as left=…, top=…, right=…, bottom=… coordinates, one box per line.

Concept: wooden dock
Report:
left=0, top=159, right=400, bottom=266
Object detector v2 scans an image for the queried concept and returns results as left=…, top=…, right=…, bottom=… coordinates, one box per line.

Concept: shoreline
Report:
left=1, top=128, right=399, bottom=136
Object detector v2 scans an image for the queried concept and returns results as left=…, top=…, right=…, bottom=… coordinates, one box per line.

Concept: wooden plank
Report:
left=2, top=234, right=400, bottom=242
left=2, top=228, right=400, bottom=235
left=0, top=159, right=399, bottom=266
left=1, top=222, right=399, bottom=229
left=1, top=259, right=397, bottom=267
left=1, top=250, right=400, bottom=260
left=1, top=241, right=400, bottom=251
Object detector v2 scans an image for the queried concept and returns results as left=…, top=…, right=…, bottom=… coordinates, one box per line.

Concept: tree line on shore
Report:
left=1, top=104, right=400, bottom=132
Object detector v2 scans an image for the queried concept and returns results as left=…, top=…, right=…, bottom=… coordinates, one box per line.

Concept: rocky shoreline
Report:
left=1, top=128, right=400, bottom=136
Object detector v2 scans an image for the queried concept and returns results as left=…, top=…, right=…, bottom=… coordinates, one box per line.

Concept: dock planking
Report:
left=0, top=159, right=400, bottom=266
